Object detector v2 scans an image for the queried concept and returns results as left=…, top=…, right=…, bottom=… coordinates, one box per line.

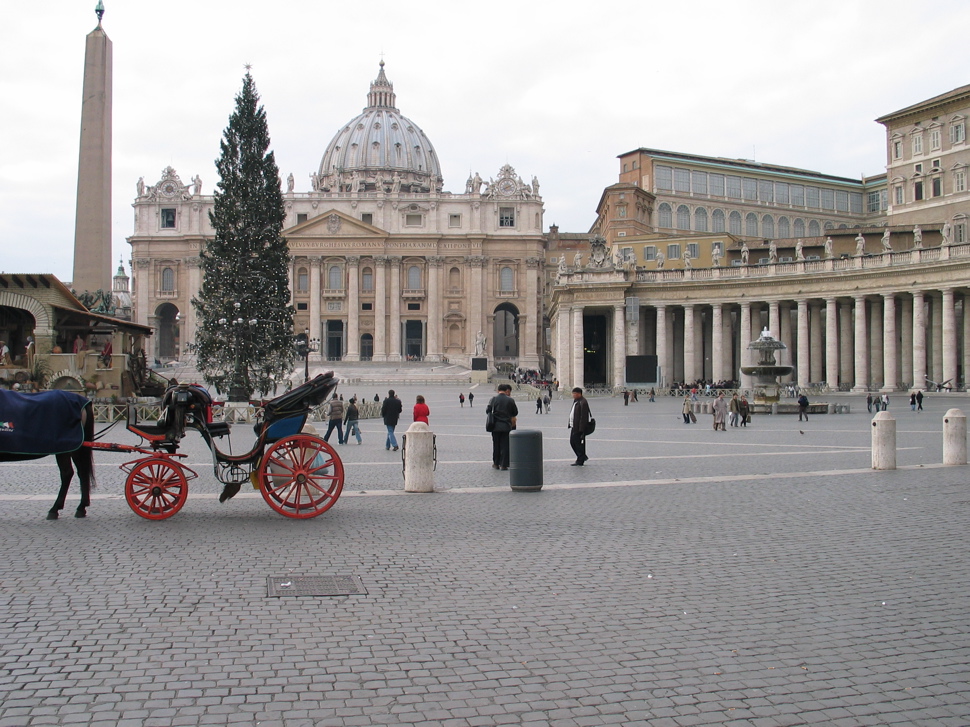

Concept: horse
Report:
left=0, top=389, right=95, bottom=519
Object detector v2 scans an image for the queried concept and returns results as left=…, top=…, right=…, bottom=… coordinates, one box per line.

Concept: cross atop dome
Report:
left=367, top=60, right=397, bottom=111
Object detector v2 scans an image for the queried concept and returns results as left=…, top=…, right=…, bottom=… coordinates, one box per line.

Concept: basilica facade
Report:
left=128, top=63, right=546, bottom=370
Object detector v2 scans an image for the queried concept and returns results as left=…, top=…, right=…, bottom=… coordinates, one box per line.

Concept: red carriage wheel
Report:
left=125, top=458, right=189, bottom=520
left=258, top=434, right=344, bottom=519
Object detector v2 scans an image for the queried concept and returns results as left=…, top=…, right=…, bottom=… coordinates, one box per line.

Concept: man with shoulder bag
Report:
left=486, top=384, right=518, bottom=470
left=568, top=387, right=593, bottom=466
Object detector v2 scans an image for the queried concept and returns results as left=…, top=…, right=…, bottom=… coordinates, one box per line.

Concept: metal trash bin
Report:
left=509, top=429, right=543, bottom=492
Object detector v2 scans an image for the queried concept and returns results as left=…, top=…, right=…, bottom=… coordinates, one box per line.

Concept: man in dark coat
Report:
left=486, top=384, right=518, bottom=470
left=568, top=387, right=592, bottom=466
left=381, top=389, right=403, bottom=451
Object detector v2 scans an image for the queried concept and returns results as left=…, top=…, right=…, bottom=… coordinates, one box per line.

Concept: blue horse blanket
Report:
left=0, top=389, right=89, bottom=455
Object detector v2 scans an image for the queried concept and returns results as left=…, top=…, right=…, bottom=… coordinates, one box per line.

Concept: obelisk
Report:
left=72, top=1, right=113, bottom=295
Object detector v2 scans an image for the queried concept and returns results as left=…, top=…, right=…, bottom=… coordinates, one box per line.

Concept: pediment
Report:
left=285, top=209, right=385, bottom=237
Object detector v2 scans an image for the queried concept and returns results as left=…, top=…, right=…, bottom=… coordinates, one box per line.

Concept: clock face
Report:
left=160, top=181, right=178, bottom=197
left=497, top=178, right=517, bottom=196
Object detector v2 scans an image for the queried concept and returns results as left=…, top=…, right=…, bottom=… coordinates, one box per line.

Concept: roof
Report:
left=875, top=83, right=970, bottom=124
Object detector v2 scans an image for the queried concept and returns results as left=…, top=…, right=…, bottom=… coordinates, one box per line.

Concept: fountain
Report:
left=741, top=328, right=793, bottom=405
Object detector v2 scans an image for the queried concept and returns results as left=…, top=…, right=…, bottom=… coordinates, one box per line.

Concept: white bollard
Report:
left=871, top=411, right=896, bottom=470
left=403, top=421, right=435, bottom=493
left=943, top=408, right=967, bottom=465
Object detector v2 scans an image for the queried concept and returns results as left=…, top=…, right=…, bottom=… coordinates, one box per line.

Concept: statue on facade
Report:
left=332, top=172, right=343, bottom=192
left=881, top=228, right=892, bottom=252
left=855, top=233, right=866, bottom=256
left=472, top=172, right=483, bottom=194
left=557, top=255, right=567, bottom=276
left=191, top=175, right=202, bottom=197
left=136, top=177, right=145, bottom=197
left=350, top=171, right=361, bottom=193
left=572, top=251, right=583, bottom=268
left=768, top=240, right=778, bottom=263
left=711, top=244, right=722, bottom=267
left=682, top=246, right=692, bottom=269
left=824, top=236, right=834, bottom=258
left=941, top=219, right=952, bottom=245
left=655, top=250, right=665, bottom=269
left=911, top=224, right=923, bottom=248
left=286, top=173, right=295, bottom=193
left=532, top=176, right=540, bottom=197
left=795, top=238, right=805, bottom=261
left=475, top=330, right=487, bottom=357
left=391, top=172, right=402, bottom=193
left=740, top=243, right=749, bottom=265
left=310, top=172, right=319, bottom=191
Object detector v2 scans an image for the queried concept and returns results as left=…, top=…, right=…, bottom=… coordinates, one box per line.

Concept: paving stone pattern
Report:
left=1, top=389, right=969, bottom=725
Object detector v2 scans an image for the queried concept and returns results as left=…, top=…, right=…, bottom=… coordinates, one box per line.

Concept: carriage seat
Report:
left=206, top=420, right=231, bottom=438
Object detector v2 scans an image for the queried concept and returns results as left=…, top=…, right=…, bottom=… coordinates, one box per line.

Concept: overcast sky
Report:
left=2, top=0, right=969, bottom=283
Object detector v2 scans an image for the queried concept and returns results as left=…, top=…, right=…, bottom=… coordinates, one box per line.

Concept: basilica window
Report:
left=666, top=244, right=681, bottom=260
left=931, top=176, right=942, bottom=197
left=742, top=178, right=758, bottom=201
left=712, top=209, right=725, bottom=233
left=808, top=220, right=821, bottom=236
left=793, top=218, right=805, bottom=237
left=930, top=128, right=942, bottom=151
left=806, top=187, right=820, bottom=208
left=658, top=203, right=672, bottom=228
left=674, top=168, right=690, bottom=193
left=954, top=218, right=967, bottom=243
left=328, top=265, right=342, bottom=290
left=791, top=185, right=805, bottom=206
left=726, top=176, right=742, bottom=199
left=676, top=205, right=690, bottom=230
left=361, top=213, right=373, bottom=225
left=686, top=243, right=699, bottom=259
left=361, top=267, right=374, bottom=291
left=297, top=267, right=308, bottom=292
left=775, top=183, right=790, bottom=204
left=850, top=192, right=863, bottom=214
left=407, top=265, right=422, bottom=290
left=778, top=217, right=790, bottom=238
left=691, top=171, right=707, bottom=195
left=892, top=139, right=903, bottom=159
left=643, top=246, right=656, bottom=261
left=694, top=207, right=708, bottom=232
left=161, top=208, right=176, bottom=229
left=499, top=207, right=515, bottom=227
left=759, top=180, right=773, bottom=203
left=745, top=213, right=758, bottom=237
left=297, top=213, right=308, bottom=224
left=656, top=166, right=673, bottom=191
left=914, top=180, right=924, bottom=201
left=161, top=267, right=175, bottom=292
left=950, top=120, right=966, bottom=144
left=894, top=186, right=904, bottom=205
left=912, top=132, right=923, bottom=156
left=405, top=213, right=423, bottom=226
left=761, top=215, right=774, bottom=238
left=499, top=266, right=514, bottom=292
left=728, top=211, right=742, bottom=235
left=709, top=174, right=725, bottom=197
left=835, top=190, right=848, bottom=212
left=954, top=170, right=967, bottom=193
left=449, top=214, right=462, bottom=228
left=448, top=267, right=461, bottom=290
left=820, top=188, right=835, bottom=210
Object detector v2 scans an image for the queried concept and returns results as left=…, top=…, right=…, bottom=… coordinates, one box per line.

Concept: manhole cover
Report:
left=267, top=575, right=367, bottom=597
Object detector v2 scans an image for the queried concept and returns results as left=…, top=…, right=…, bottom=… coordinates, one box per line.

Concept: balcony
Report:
left=402, top=288, right=426, bottom=299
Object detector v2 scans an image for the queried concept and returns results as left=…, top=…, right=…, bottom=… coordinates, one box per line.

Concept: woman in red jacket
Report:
left=413, top=395, right=430, bottom=424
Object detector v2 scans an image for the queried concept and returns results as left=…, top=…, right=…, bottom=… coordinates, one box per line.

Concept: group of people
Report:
left=684, top=393, right=751, bottom=428
left=866, top=392, right=893, bottom=413
left=457, top=392, right=475, bottom=407
left=318, top=389, right=430, bottom=450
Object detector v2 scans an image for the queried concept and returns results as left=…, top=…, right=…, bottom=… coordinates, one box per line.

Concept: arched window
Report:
left=762, top=215, right=774, bottom=238
left=729, top=211, right=742, bottom=235
left=161, top=267, right=175, bottom=292
left=808, top=220, right=821, bottom=236
left=360, top=333, right=373, bottom=361
left=778, top=217, right=790, bottom=238
left=712, top=209, right=725, bottom=233
left=745, top=213, right=759, bottom=237
left=361, top=267, right=374, bottom=291
left=407, top=265, right=421, bottom=290
left=694, top=207, right=708, bottom=232
left=499, top=266, right=514, bottom=292
left=793, top=218, right=805, bottom=237
left=676, top=205, right=691, bottom=230
left=328, top=265, right=342, bottom=290
left=297, top=267, right=308, bottom=292
left=658, top=203, right=672, bottom=228
left=823, top=221, right=835, bottom=231
left=448, top=267, right=461, bottom=290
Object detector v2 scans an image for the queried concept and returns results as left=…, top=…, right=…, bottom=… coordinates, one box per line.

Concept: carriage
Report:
left=97, top=372, right=345, bottom=520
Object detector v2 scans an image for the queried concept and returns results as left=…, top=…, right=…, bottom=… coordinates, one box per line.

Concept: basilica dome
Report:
left=317, top=63, right=442, bottom=194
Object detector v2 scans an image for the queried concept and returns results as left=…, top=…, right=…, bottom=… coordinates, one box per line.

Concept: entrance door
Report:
left=583, top=314, right=608, bottom=385
left=326, top=320, right=343, bottom=360
left=404, top=320, right=423, bottom=360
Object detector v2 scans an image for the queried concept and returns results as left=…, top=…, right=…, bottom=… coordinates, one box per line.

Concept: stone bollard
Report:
left=828, top=403, right=835, bottom=415
left=402, top=421, right=435, bottom=492
left=943, top=408, right=967, bottom=465
left=871, top=411, right=896, bottom=470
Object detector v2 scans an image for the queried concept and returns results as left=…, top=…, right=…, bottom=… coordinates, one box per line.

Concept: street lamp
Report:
left=294, top=328, right=321, bottom=383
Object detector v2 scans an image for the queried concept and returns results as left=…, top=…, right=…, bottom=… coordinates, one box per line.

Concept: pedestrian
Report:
left=797, top=392, right=809, bottom=421
left=729, top=393, right=741, bottom=427
left=568, top=387, right=592, bottom=466
left=630, top=388, right=638, bottom=402
left=916, top=390, right=923, bottom=411
left=413, top=395, right=430, bottom=424
left=0, top=341, right=9, bottom=366
left=536, top=395, right=543, bottom=414
left=374, top=393, right=380, bottom=403
left=739, top=395, right=750, bottom=427
left=543, top=393, right=551, bottom=413
left=459, top=393, right=465, bottom=408
left=682, top=395, right=693, bottom=424
left=874, top=397, right=881, bottom=412
left=910, top=391, right=917, bottom=411
left=381, top=389, right=403, bottom=451
left=881, top=393, right=889, bottom=410
left=343, top=397, right=362, bottom=444
left=713, top=392, right=728, bottom=431
left=866, top=392, right=873, bottom=413
left=322, top=394, right=345, bottom=443
left=623, top=390, right=629, bottom=406
left=486, top=384, right=517, bottom=470
left=468, top=392, right=474, bottom=408
left=649, top=387, right=655, bottom=402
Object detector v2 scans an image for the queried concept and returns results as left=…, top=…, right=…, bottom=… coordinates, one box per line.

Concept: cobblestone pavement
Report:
left=2, top=388, right=969, bottom=725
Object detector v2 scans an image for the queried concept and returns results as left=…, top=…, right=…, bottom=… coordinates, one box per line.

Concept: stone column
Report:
left=943, top=288, right=957, bottom=388
left=184, top=257, right=202, bottom=354
left=840, top=302, right=854, bottom=387
left=308, top=256, right=322, bottom=346
left=373, top=256, right=387, bottom=361
left=557, top=305, right=571, bottom=385
left=613, top=303, right=626, bottom=389
left=711, top=303, right=724, bottom=383
left=134, top=259, right=151, bottom=328
left=853, top=295, right=868, bottom=391
left=468, top=256, right=486, bottom=359
left=869, top=296, right=883, bottom=387
left=426, top=256, right=442, bottom=362
left=963, top=296, right=970, bottom=390
left=740, top=302, right=752, bottom=389
left=912, top=290, right=926, bottom=390
left=932, top=293, right=944, bottom=385
left=900, top=296, right=913, bottom=388
left=522, top=257, right=542, bottom=369
left=796, top=299, right=809, bottom=388
left=656, top=304, right=668, bottom=387
left=683, top=304, right=695, bottom=384
left=825, top=298, right=839, bottom=389
left=810, top=303, right=823, bottom=384
left=572, top=305, right=584, bottom=390
left=768, top=301, right=780, bottom=340
left=882, top=293, right=897, bottom=392
left=388, top=256, right=402, bottom=362
left=345, top=256, right=360, bottom=361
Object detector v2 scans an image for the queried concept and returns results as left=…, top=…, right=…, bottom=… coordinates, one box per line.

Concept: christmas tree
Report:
left=193, top=72, right=295, bottom=401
